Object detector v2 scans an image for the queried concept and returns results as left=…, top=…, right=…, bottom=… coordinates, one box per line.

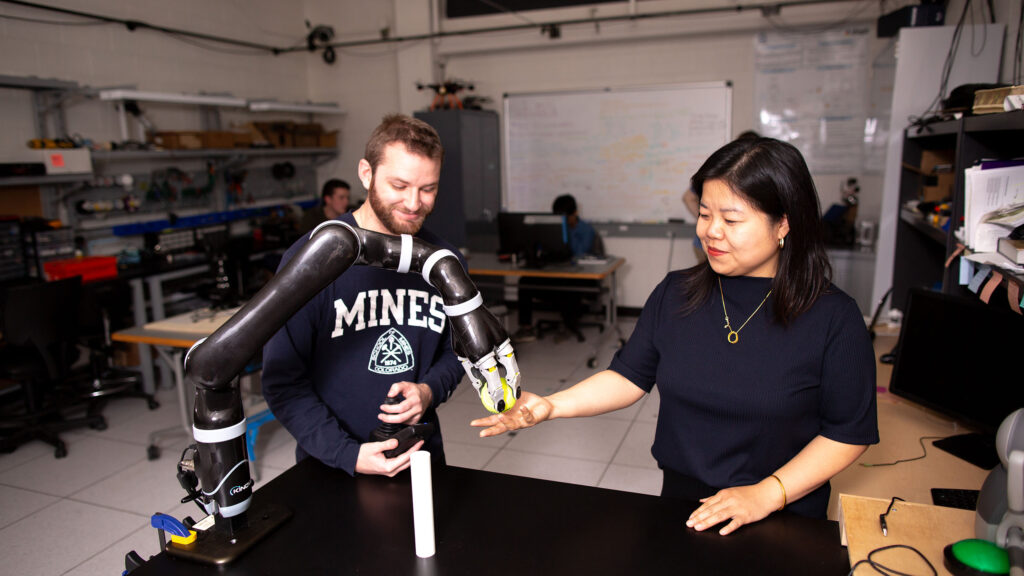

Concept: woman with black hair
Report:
left=472, top=138, right=878, bottom=535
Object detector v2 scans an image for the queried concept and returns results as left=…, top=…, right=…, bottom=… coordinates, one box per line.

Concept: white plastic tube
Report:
left=411, top=451, right=435, bottom=558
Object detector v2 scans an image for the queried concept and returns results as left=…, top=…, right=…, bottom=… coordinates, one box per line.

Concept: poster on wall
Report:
left=754, top=27, right=871, bottom=174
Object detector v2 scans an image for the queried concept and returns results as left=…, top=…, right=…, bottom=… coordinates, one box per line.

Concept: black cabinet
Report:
left=892, top=111, right=1024, bottom=312
left=415, top=110, right=501, bottom=251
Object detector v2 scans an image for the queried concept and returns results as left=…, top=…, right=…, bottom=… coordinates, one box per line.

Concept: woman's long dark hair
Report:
left=681, top=138, right=832, bottom=325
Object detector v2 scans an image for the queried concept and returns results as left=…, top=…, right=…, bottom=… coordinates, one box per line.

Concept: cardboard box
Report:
left=233, top=132, right=254, bottom=148
left=201, top=131, right=237, bottom=149
left=293, top=132, right=320, bottom=148
left=919, top=149, right=955, bottom=202
left=253, top=122, right=296, bottom=148
left=319, top=131, right=338, bottom=148
left=293, top=122, right=324, bottom=134
left=150, top=131, right=203, bottom=150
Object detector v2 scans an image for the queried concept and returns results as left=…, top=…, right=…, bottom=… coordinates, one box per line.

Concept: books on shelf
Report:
left=997, top=236, right=1024, bottom=264
left=963, top=162, right=1024, bottom=253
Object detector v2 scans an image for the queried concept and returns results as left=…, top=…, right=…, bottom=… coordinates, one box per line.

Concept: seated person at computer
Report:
left=513, top=194, right=600, bottom=343
left=299, top=178, right=352, bottom=235
left=476, top=137, right=878, bottom=534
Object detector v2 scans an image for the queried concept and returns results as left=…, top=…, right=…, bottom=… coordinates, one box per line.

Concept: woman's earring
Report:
left=779, top=237, right=785, bottom=249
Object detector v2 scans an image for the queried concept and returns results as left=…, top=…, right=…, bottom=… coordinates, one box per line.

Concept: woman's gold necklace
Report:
left=718, top=277, right=772, bottom=344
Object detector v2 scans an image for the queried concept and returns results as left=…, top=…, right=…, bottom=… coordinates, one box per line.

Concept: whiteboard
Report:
left=503, top=82, right=731, bottom=223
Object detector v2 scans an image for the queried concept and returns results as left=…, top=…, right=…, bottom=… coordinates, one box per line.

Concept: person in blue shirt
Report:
left=553, top=194, right=596, bottom=258
left=513, top=194, right=601, bottom=343
left=475, top=137, right=878, bottom=534
left=262, top=115, right=465, bottom=478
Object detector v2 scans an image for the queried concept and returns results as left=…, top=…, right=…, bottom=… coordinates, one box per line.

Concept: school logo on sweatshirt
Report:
left=368, top=327, right=415, bottom=375
left=331, top=289, right=445, bottom=338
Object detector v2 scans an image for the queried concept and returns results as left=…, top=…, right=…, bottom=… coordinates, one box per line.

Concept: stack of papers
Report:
left=964, top=162, right=1024, bottom=254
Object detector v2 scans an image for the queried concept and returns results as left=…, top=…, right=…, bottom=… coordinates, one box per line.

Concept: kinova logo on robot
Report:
left=230, top=479, right=253, bottom=496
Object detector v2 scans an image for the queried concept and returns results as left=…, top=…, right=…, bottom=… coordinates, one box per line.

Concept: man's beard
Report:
left=368, top=176, right=431, bottom=235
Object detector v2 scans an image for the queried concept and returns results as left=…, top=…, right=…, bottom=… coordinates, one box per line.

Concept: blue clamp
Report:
left=150, top=513, right=190, bottom=538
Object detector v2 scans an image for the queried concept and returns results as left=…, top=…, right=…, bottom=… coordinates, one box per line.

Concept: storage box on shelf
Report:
left=43, top=256, right=118, bottom=283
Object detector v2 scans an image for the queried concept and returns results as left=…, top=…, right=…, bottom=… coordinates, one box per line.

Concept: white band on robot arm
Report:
left=310, top=220, right=361, bottom=263
left=397, top=234, right=413, bottom=274
left=193, top=420, right=247, bottom=444
left=421, top=249, right=456, bottom=286
left=443, top=293, right=483, bottom=317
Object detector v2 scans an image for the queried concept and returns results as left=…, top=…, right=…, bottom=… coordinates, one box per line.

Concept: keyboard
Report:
left=931, top=488, right=980, bottom=511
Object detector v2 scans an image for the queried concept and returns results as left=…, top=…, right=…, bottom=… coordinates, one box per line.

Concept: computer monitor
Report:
left=888, top=288, right=1024, bottom=469
left=497, top=212, right=571, bottom=267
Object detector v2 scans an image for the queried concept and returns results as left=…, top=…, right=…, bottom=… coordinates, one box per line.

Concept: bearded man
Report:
left=262, top=114, right=466, bottom=477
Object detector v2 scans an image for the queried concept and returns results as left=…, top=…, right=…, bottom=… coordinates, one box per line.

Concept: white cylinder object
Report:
left=410, top=451, right=436, bottom=558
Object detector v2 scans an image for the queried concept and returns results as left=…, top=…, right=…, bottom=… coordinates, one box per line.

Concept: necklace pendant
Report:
left=727, top=330, right=739, bottom=344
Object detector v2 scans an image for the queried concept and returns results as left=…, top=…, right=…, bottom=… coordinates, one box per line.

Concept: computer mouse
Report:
left=943, top=539, right=1009, bottom=575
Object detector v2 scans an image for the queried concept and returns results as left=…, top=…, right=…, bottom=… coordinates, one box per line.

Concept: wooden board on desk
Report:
left=839, top=493, right=975, bottom=575
left=143, top=307, right=241, bottom=335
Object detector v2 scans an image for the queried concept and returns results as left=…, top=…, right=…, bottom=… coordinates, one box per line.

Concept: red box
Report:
left=43, top=256, right=118, bottom=283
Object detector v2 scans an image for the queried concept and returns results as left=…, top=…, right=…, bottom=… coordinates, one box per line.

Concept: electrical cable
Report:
left=282, top=0, right=878, bottom=52
left=846, top=544, right=937, bottom=575
left=0, top=12, right=107, bottom=26
left=967, top=0, right=988, bottom=59
left=907, top=0, right=972, bottom=130
left=859, top=435, right=945, bottom=467
left=163, top=30, right=275, bottom=57
left=0, top=0, right=280, bottom=54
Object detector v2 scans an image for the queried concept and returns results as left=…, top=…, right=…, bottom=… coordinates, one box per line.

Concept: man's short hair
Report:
left=321, top=178, right=350, bottom=201
left=364, top=114, right=443, bottom=172
left=552, top=194, right=577, bottom=215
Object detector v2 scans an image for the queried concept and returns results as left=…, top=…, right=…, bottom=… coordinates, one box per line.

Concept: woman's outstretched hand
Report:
left=470, top=391, right=553, bottom=437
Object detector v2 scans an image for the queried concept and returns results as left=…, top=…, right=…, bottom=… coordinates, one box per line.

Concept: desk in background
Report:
left=468, top=253, right=626, bottom=365
left=112, top=306, right=274, bottom=471
left=130, top=457, right=850, bottom=575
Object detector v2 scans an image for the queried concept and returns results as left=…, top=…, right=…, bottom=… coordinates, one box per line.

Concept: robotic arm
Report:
left=178, top=221, right=520, bottom=546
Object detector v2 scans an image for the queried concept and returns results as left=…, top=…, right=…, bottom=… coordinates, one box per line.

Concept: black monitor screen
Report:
left=497, top=212, right=571, bottom=266
left=497, top=212, right=531, bottom=256
left=889, top=288, right=1024, bottom=465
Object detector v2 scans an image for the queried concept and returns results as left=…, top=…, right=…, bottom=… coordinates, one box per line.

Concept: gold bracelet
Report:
left=769, top=474, right=787, bottom=511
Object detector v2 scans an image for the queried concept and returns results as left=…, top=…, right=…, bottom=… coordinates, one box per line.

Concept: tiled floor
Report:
left=0, top=318, right=659, bottom=576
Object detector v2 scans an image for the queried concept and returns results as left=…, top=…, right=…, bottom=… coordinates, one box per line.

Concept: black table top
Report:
left=132, top=458, right=851, bottom=575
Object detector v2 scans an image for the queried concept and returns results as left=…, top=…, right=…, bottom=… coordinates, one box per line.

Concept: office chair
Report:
left=0, top=276, right=107, bottom=458
left=75, top=281, right=159, bottom=410
left=535, top=234, right=607, bottom=343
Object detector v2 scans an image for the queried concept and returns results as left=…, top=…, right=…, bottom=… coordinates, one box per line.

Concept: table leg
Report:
left=147, top=276, right=173, bottom=392
left=130, top=278, right=156, bottom=395
left=147, top=346, right=192, bottom=458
